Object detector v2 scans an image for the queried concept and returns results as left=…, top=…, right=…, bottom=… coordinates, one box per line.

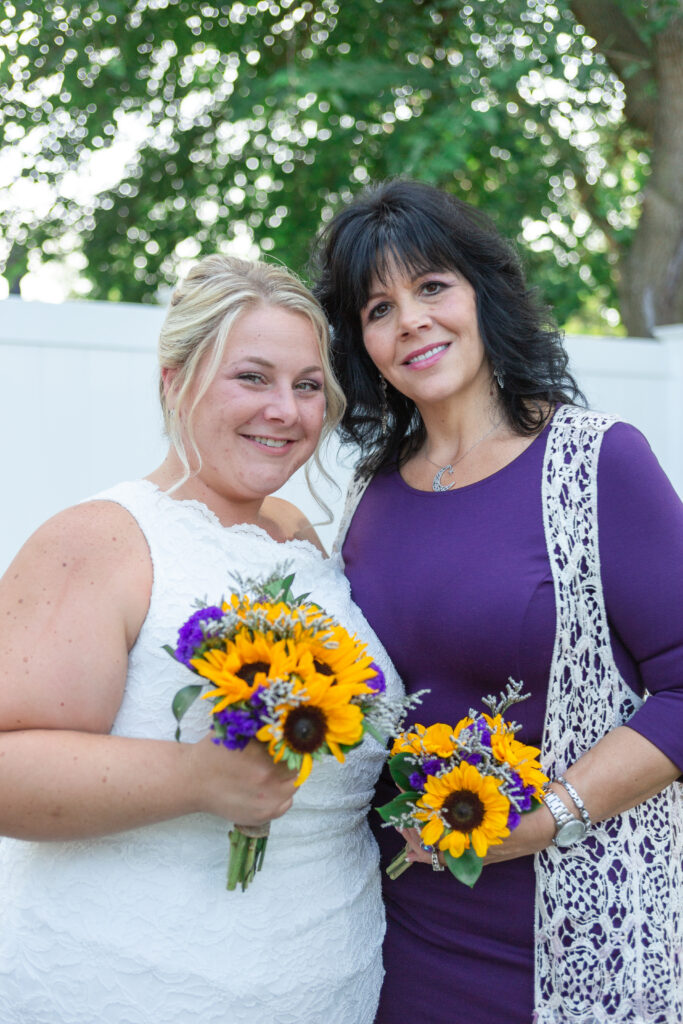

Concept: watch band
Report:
left=542, top=789, right=587, bottom=848
left=555, top=775, right=592, bottom=828
left=543, top=789, right=575, bottom=830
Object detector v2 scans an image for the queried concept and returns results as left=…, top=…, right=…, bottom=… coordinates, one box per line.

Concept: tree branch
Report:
left=569, top=0, right=657, bottom=132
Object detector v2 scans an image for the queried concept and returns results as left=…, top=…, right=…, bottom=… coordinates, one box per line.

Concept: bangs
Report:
left=331, top=204, right=466, bottom=314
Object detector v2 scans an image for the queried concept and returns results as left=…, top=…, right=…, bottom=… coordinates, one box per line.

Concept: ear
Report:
left=161, top=367, right=178, bottom=401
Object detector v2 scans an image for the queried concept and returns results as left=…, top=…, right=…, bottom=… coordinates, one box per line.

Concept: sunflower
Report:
left=296, top=623, right=379, bottom=690
left=490, top=731, right=547, bottom=798
left=419, top=723, right=458, bottom=757
left=391, top=724, right=427, bottom=756
left=192, top=630, right=297, bottom=711
left=256, top=668, right=365, bottom=785
left=414, top=761, right=511, bottom=858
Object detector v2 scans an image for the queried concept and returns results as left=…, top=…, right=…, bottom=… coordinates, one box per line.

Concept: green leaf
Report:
left=162, top=643, right=177, bottom=659
left=376, top=791, right=420, bottom=825
left=388, top=752, right=418, bottom=790
left=362, top=720, right=388, bottom=746
left=444, top=848, right=484, bottom=888
left=171, top=684, right=204, bottom=741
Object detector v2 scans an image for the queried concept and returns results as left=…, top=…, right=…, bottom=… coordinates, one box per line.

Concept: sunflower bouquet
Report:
left=166, top=567, right=410, bottom=891
left=378, top=680, right=548, bottom=887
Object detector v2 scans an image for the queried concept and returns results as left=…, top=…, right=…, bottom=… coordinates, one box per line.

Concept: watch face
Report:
left=556, top=818, right=586, bottom=847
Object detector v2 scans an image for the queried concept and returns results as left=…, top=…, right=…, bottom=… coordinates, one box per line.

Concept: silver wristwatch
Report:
left=543, top=789, right=588, bottom=848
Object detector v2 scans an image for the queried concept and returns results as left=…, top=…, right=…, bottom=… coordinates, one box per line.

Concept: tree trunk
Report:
left=619, top=14, right=683, bottom=336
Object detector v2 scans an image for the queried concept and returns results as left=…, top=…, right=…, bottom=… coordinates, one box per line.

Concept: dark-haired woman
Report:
left=313, top=180, right=683, bottom=1024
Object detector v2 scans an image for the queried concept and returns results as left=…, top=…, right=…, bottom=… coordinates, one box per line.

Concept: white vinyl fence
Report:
left=1, top=295, right=681, bottom=574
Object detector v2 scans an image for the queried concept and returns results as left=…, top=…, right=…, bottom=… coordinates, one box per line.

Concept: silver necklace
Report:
left=424, top=420, right=503, bottom=492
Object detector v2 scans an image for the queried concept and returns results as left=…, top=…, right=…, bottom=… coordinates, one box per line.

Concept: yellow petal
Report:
left=295, top=754, right=313, bottom=786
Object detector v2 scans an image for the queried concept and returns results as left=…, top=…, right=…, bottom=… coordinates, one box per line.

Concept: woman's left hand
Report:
left=399, top=802, right=556, bottom=869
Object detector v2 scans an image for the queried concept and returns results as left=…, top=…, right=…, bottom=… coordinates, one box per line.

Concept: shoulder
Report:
left=15, top=499, right=150, bottom=572
left=260, top=496, right=326, bottom=553
left=1, top=500, right=152, bottom=634
left=597, top=421, right=682, bottom=513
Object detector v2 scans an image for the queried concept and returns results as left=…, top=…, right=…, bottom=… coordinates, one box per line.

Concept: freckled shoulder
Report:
left=0, top=500, right=153, bottom=653
left=8, top=499, right=151, bottom=578
left=260, top=496, right=326, bottom=553
left=0, top=500, right=153, bottom=732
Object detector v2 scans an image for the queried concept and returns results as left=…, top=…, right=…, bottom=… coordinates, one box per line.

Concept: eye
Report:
left=421, top=279, right=446, bottom=296
left=365, top=301, right=391, bottom=323
left=295, top=378, right=323, bottom=393
left=236, top=371, right=267, bottom=385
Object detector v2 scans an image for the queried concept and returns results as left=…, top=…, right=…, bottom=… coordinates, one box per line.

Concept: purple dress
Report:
left=342, top=418, right=683, bottom=1024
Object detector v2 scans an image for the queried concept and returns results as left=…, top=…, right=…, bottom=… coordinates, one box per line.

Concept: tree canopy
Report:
left=1, top=0, right=681, bottom=335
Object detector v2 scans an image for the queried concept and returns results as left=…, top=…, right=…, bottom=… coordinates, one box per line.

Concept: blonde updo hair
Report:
left=158, top=254, right=346, bottom=516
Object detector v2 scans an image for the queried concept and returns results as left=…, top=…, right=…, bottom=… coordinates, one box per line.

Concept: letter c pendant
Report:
left=432, top=466, right=455, bottom=492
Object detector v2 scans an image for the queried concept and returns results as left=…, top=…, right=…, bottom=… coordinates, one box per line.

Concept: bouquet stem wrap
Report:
left=228, top=823, right=270, bottom=891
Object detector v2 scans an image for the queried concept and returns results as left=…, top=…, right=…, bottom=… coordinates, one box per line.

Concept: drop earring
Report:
left=493, top=366, right=505, bottom=389
left=380, top=376, right=389, bottom=436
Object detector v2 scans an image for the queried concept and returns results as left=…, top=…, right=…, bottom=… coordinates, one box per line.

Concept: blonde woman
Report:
left=0, top=256, right=401, bottom=1023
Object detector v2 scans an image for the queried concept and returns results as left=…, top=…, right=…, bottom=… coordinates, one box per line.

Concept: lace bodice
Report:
left=0, top=481, right=403, bottom=1024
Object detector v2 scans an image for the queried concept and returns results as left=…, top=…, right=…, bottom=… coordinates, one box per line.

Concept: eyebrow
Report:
left=363, top=269, right=457, bottom=306
left=235, top=356, right=323, bottom=373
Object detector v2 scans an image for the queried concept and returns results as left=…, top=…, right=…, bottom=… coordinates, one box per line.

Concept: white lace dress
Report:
left=0, top=481, right=403, bottom=1024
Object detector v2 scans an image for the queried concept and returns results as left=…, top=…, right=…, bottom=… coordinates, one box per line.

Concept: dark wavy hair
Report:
left=312, top=179, right=585, bottom=477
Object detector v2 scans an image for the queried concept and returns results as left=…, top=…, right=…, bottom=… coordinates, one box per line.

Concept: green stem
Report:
left=386, top=843, right=413, bottom=880
left=226, top=828, right=270, bottom=891
left=226, top=828, right=249, bottom=891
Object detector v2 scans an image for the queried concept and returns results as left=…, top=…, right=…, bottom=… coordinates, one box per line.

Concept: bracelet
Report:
left=431, top=850, right=445, bottom=872
left=555, top=775, right=592, bottom=828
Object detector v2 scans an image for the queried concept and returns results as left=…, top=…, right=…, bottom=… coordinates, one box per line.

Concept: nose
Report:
left=397, top=296, right=430, bottom=336
left=263, top=385, right=299, bottom=425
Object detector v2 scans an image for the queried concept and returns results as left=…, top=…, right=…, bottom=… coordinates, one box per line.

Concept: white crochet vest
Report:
left=335, top=405, right=683, bottom=1021
left=535, top=404, right=683, bottom=1023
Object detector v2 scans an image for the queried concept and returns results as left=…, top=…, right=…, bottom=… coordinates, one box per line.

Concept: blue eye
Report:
left=296, top=379, right=323, bottom=392
left=237, top=372, right=266, bottom=384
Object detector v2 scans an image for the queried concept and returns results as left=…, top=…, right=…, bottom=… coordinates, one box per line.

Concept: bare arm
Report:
left=0, top=501, right=296, bottom=841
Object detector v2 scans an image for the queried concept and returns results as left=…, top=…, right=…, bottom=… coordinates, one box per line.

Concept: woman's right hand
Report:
left=186, top=736, right=298, bottom=826
left=0, top=502, right=295, bottom=842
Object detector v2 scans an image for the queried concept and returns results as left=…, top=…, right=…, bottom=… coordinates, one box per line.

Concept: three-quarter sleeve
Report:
left=598, top=422, right=683, bottom=772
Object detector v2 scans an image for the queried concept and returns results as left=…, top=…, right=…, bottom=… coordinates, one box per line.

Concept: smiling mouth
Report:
left=247, top=435, right=292, bottom=448
left=404, top=343, right=449, bottom=365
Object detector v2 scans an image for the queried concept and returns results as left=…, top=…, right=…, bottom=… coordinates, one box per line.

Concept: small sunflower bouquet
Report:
left=166, top=567, right=409, bottom=892
left=378, top=681, right=547, bottom=887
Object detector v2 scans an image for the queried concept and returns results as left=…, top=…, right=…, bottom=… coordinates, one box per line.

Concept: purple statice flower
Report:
left=467, top=716, right=492, bottom=746
left=366, top=662, right=386, bottom=694
left=247, top=686, right=268, bottom=717
left=464, top=752, right=483, bottom=766
left=408, top=771, right=426, bottom=791
left=507, top=771, right=534, bottom=812
left=212, top=686, right=268, bottom=750
left=213, top=708, right=261, bottom=750
left=422, top=758, right=442, bottom=777
left=175, top=606, right=225, bottom=667
left=507, top=807, right=522, bottom=831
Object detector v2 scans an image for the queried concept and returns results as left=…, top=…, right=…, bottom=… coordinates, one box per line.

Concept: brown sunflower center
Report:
left=283, top=705, right=328, bottom=753
left=313, top=659, right=335, bottom=677
left=442, top=790, right=485, bottom=833
left=236, top=660, right=270, bottom=686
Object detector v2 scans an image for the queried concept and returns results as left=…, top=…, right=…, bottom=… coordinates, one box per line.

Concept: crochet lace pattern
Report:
left=534, top=404, right=683, bottom=1023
